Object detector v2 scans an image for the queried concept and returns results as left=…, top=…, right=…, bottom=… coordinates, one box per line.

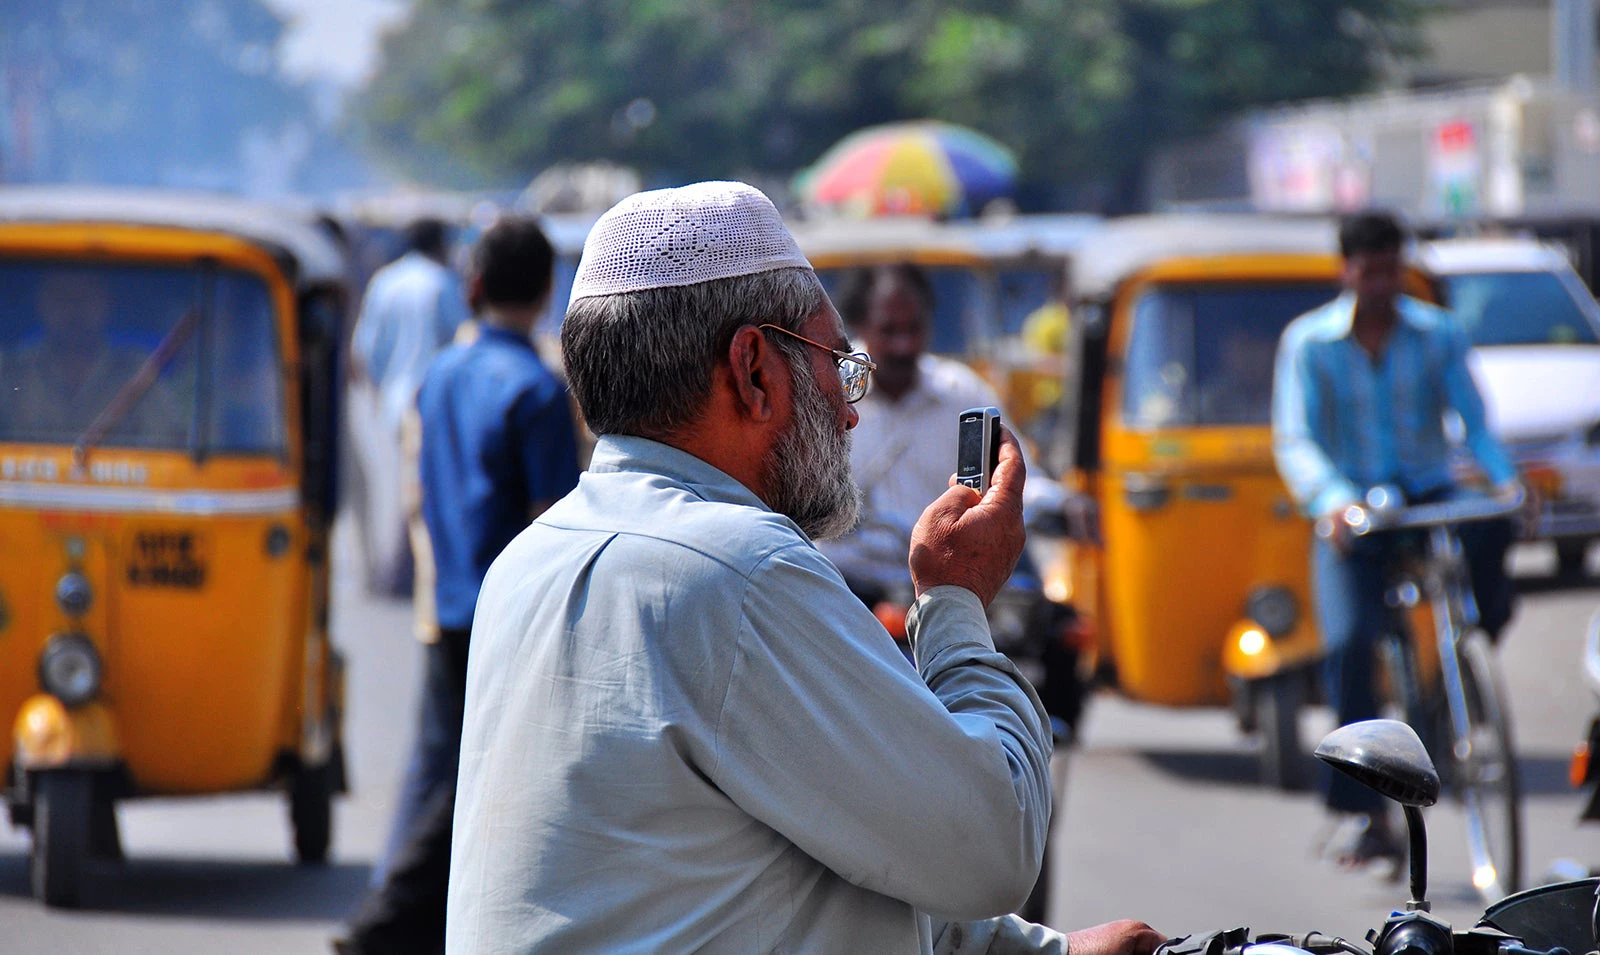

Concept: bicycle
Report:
left=1319, top=485, right=1525, bottom=903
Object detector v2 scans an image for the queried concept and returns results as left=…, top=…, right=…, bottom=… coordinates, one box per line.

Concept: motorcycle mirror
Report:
left=1317, top=719, right=1440, bottom=911
left=1315, top=719, right=1440, bottom=808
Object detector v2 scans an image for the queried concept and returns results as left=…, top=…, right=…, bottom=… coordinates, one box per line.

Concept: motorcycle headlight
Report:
left=1245, top=586, right=1299, bottom=640
left=38, top=633, right=102, bottom=707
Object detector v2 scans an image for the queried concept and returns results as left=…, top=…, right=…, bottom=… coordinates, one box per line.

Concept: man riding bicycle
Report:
left=1271, top=211, right=1525, bottom=869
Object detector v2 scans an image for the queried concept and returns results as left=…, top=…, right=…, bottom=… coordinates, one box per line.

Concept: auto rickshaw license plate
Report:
left=125, top=529, right=209, bottom=589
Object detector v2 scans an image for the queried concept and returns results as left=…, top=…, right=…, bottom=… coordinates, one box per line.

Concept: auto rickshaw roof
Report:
left=1071, top=214, right=1338, bottom=301
left=790, top=216, right=990, bottom=266
left=0, top=186, right=348, bottom=287
left=789, top=213, right=1097, bottom=266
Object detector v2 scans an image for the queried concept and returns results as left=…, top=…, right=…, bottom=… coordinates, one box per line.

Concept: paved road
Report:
left=0, top=536, right=1596, bottom=953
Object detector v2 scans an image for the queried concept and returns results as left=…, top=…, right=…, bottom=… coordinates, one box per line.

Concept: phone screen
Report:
left=957, top=415, right=984, bottom=477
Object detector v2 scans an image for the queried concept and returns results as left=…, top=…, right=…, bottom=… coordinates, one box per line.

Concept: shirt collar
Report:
left=1312, top=292, right=1440, bottom=340
left=588, top=435, right=771, bottom=512
left=1319, top=292, right=1431, bottom=339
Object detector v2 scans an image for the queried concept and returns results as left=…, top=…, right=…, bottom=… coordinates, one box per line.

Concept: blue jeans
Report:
left=1310, top=496, right=1513, bottom=814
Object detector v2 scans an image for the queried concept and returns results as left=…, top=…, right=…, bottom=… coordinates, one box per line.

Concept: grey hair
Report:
left=560, top=267, right=826, bottom=438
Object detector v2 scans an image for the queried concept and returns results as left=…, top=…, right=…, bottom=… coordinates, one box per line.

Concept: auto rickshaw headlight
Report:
left=55, top=572, right=93, bottom=617
left=38, top=633, right=102, bottom=707
left=1245, top=586, right=1299, bottom=640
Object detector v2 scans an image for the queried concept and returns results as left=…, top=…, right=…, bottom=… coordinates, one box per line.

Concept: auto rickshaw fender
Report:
left=12, top=696, right=119, bottom=770
left=1221, top=619, right=1322, bottom=683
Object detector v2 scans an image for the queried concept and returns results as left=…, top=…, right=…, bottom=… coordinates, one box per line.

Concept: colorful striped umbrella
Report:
left=795, top=121, right=1018, bottom=218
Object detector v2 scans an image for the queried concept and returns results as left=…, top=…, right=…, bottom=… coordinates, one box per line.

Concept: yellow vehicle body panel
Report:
left=0, top=221, right=323, bottom=795
left=1098, top=427, right=1315, bottom=704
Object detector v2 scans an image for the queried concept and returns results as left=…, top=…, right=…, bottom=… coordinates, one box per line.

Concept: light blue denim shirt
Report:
left=1272, top=292, right=1516, bottom=518
left=447, top=435, right=1062, bottom=954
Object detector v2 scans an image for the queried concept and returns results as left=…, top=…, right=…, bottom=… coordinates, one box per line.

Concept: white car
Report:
left=1421, top=237, right=1600, bottom=577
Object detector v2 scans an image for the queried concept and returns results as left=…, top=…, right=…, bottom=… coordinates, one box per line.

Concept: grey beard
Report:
left=765, top=357, right=861, bottom=541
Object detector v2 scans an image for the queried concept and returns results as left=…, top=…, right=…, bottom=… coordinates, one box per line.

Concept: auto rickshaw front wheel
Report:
left=290, top=757, right=334, bottom=865
left=29, top=770, right=93, bottom=908
left=1256, top=670, right=1312, bottom=792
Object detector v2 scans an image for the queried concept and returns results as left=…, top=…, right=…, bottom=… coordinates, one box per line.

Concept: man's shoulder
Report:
left=1280, top=295, right=1350, bottom=348
left=538, top=475, right=812, bottom=582
left=1399, top=295, right=1454, bottom=333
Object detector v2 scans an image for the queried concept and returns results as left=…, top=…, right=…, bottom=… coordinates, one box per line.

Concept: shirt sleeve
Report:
left=716, top=551, right=1053, bottom=921
left=1440, top=318, right=1516, bottom=486
left=932, top=913, right=1071, bottom=954
left=513, top=377, right=581, bottom=506
left=1271, top=324, right=1359, bottom=517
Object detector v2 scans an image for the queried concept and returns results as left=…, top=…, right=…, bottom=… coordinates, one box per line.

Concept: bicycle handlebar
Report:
left=1319, top=486, right=1526, bottom=539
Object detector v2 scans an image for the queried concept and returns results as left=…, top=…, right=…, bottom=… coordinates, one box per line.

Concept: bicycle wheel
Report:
left=1454, top=630, right=1522, bottom=902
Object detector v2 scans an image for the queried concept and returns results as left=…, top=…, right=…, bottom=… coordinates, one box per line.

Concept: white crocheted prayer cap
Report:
left=569, top=181, right=812, bottom=302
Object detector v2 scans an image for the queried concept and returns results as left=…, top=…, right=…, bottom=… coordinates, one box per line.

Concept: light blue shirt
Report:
left=448, top=435, right=1062, bottom=954
left=351, top=250, right=471, bottom=427
left=1272, top=292, right=1516, bottom=517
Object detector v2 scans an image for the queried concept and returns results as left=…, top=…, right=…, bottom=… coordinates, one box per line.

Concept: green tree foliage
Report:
left=356, top=0, right=1421, bottom=206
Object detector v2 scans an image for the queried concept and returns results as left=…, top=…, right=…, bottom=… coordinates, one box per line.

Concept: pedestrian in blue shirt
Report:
left=337, top=217, right=579, bottom=955
left=1272, top=211, right=1524, bottom=870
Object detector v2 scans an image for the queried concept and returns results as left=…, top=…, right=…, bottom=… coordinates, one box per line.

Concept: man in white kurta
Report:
left=447, top=183, right=1161, bottom=955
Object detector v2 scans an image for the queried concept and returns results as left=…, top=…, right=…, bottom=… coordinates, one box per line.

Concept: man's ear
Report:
left=726, top=325, right=781, bottom=423
left=467, top=275, right=485, bottom=314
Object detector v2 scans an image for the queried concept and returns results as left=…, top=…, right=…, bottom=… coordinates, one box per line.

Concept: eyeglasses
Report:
left=758, top=324, right=876, bottom=404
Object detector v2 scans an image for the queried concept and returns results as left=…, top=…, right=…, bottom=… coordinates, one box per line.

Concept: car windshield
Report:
left=1122, top=282, right=1340, bottom=428
left=0, top=259, right=285, bottom=454
left=817, top=265, right=992, bottom=354
left=1442, top=271, right=1600, bottom=346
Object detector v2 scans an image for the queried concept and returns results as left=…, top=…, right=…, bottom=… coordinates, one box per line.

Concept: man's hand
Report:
left=1067, top=920, right=1166, bottom=955
left=909, top=425, right=1027, bottom=606
left=1315, top=509, right=1354, bottom=556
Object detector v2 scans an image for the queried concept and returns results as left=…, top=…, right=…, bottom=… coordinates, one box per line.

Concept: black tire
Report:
left=1456, top=630, right=1522, bottom=902
left=1257, top=671, right=1309, bottom=791
left=1557, top=540, right=1590, bottom=580
left=30, top=770, right=92, bottom=908
left=290, top=759, right=334, bottom=865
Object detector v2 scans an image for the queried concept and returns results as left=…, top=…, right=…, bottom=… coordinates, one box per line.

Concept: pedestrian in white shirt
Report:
left=351, top=219, right=472, bottom=429
left=348, top=218, right=472, bottom=593
left=447, top=182, right=1161, bottom=955
left=819, top=263, right=1016, bottom=598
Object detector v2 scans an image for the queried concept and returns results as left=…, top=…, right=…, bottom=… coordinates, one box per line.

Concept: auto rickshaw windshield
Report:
left=0, top=259, right=286, bottom=455
left=1120, top=281, right=1340, bottom=429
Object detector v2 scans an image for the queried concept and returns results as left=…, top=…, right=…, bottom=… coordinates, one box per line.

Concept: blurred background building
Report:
left=1149, top=0, right=1600, bottom=223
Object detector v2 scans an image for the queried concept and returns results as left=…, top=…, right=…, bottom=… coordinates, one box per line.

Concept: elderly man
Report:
left=448, top=183, right=1161, bottom=954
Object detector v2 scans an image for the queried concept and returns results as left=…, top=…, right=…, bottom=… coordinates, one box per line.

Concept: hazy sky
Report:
left=262, top=0, right=409, bottom=88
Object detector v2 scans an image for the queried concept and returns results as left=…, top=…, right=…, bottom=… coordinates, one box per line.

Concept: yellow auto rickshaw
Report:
left=1050, top=214, right=1439, bottom=788
left=0, top=188, right=348, bottom=906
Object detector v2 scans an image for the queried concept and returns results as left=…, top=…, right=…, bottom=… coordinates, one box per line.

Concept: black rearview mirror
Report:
left=1315, top=719, right=1440, bottom=807
left=1317, top=719, right=1441, bottom=910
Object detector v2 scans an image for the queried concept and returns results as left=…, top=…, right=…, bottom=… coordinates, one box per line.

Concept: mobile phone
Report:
left=956, top=407, right=1002, bottom=495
